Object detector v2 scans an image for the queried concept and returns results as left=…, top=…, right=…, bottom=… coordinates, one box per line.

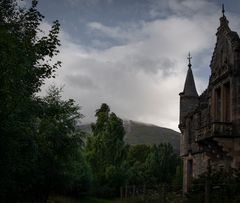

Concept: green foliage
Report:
left=0, top=1, right=91, bottom=201
left=0, top=0, right=60, bottom=118
left=35, top=86, right=91, bottom=195
left=127, top=144, right=151, bottom=165
left=126, top=145, right=151, bottom=185
left=0, top=0, right=61, bottom=201
left=145, top=144, right=175, bottom=184
left=86, top=104, right=128, bottom=197
left=86, top=107, right=181, bottom=198
left=0, top=1, right=182, bottom=201
left=126, top=143, right=179, bottom=186
left=0, top=84, right=92, bottom=201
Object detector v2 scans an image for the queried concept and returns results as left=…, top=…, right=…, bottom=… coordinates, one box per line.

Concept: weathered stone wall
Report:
left=179, top=96, right=199, bottom=126
left=180, top=13, right=240, bottom=194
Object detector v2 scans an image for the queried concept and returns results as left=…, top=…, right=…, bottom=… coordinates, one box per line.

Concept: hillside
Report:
left=79, top=120, right=180, bottom=154
left=123, top=120, right=180, bottom=153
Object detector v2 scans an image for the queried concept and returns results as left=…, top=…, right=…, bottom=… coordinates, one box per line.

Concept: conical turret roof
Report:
left=183, top=64, right=198, bottom=97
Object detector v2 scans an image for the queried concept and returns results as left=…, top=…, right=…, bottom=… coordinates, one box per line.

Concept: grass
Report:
left=49, top=194, right=185, bottom=203
left=49, top=196, right=123, bottom=203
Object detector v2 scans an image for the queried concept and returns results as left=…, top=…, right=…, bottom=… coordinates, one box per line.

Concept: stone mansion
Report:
left=179, top=8, right=240, bottom=193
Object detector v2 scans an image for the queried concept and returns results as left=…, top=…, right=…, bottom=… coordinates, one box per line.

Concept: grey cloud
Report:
left=130, top=56, right=176, bottom=75
left=65, top=74, right=98, bottom=90
left=149, top=0, right=217, bottom=18
left=87, top=21, right=148, bottom=45
left=66, top=0, right=112, bottom=7
left=41, top=0, right=240, bottom=131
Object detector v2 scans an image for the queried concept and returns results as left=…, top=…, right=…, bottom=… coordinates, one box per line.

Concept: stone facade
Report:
left=179, top=12, right=240, bottom=194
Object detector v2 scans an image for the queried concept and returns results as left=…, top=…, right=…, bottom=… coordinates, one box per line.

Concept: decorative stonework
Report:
left=179, top=11, right=240, bottom=194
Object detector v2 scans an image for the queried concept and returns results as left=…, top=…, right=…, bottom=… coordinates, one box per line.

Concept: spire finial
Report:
left=222, top=4, right=225, bottom=16
left=187, top=52, right=192, bottom=67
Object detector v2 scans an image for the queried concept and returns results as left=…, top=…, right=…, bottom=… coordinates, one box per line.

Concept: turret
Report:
left=179, top=53, right=199, bottom=131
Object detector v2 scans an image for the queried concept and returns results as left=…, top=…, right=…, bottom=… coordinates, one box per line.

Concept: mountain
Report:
left=79, top=120, right=180, bottom=154
left=123, top=120, right=180, bottom=153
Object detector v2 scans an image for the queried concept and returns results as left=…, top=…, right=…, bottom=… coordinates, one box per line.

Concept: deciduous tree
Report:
left=85, top=103, right=127, bottom=197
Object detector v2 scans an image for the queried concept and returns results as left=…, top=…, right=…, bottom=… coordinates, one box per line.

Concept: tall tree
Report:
left=0, top=0, right=60, bottom=119
left=0, top=0, right=61, bottom=201
left=36, top=86, right=90, bottom=198
left=85, top=103, right=127, bottom=197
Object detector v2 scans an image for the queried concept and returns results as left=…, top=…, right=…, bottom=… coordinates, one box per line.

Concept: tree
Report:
left=35, top=86, right=91, bottom=198
left=85, top=103, right=128, bottom=197
left=145, top=143, right=178, bottom=184
left=0, top=0, right=62, bottom=201
left=126, top=145, right=151, bottom=185
left=125, top=144, right=180, bottom=186
left=0, top=0, right=60, bottom=119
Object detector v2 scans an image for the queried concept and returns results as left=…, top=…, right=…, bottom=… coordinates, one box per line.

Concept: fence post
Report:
left=125, top=184, right=128, bottom=199
left=133, top=185, right=136, bottom=198
left=205, top=179, right=210, bottom=203
left=120, top=186, right=123, bottom=199
left=163, top=184, right=166, bottom=203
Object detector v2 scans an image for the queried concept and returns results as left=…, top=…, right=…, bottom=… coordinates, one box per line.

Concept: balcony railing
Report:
left=212, top=122, right=232, bottom=136
left=196, top=122, right=233, bottom=141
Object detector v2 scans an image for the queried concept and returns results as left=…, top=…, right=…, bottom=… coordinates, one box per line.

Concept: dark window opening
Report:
left=188, top=118, right=192, bottom=144
left=215, top=87, right=222, bottom=121
left=187, top=159, right=193, bottom=188
left=223, top=82, right=230, bottom=122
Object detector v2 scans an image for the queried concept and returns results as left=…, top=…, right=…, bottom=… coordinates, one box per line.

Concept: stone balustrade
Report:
left=196, top=122, right=233, bottom=142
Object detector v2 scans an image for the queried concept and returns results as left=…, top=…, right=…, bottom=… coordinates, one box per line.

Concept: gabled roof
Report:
left=210, top=15, right=240, bottom=68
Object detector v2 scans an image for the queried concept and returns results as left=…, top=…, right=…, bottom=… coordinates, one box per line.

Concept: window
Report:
left=215, top=87, right=222, bottom=121
left=187, top=159, right=193, bottom=188
left=188, top=118, right=192, bottom=144
left=188, top=160, right=193, bottom=177
left=223, top=82, right=230, bottom=122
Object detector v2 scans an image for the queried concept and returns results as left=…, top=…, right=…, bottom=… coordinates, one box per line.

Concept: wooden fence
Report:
left=119, top=184, right=182, bottom=200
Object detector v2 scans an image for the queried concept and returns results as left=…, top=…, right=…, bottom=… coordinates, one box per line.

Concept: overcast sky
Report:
left=24, top=0, right=240, bottom=131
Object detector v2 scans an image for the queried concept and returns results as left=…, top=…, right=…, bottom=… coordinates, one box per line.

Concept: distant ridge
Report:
left=123, top=120, right=180, bottom=154
left=79, top=120, right=180, bottom=154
